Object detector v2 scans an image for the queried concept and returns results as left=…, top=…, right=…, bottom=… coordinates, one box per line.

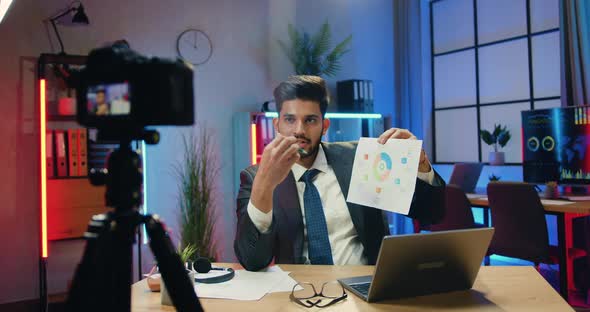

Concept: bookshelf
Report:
left=39, top=54, right=108, bottom=241
left=38, top=54, right=110, bottom=303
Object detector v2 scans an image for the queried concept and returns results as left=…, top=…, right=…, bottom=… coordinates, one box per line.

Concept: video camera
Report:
left=76, top=44, right=194, bottom=135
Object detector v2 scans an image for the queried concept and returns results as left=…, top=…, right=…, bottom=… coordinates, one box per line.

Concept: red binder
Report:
left=78, top=128, right=88, bottom=176
left=55, top=130, right=68, bottom=177
left=46, top=130, right=55, bottom=178
left=67, top=129, right=79, bottom=176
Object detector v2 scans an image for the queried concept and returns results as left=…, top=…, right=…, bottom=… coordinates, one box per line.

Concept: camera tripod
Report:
left=65, top=136, right=203, bottom=312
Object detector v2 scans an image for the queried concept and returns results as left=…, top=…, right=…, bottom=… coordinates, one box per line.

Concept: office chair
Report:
left=486, top=182, right=584, bottom=269
left=414, top=184, right=482, bottom=233
left=430, top=184, right=483, bottom=231
left=572, top=215, right=590, bottom=304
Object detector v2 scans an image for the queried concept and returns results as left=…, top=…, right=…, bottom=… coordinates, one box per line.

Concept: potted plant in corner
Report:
left=175, top=126, right=219, bottom=264
left=480, top=124, right=511, bottom=166
left=278, top=20, right=352, bottom=77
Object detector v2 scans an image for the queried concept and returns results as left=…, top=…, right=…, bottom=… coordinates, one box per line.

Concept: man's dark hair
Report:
left=273, top=75, right=330, bottom=117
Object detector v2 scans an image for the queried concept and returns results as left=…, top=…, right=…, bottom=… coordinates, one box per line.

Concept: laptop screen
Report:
left=448, top=163, right=484, bottom=193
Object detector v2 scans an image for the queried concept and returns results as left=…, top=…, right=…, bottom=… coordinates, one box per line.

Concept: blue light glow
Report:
left=552, top=108, right=562, bottom=164
left=141, top=141, right=148, bottom=244
left=264, top=112, right=382, bottom=119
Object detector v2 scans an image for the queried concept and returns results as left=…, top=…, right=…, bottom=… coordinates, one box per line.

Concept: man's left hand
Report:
left=377, top=128, right=432, bottom=173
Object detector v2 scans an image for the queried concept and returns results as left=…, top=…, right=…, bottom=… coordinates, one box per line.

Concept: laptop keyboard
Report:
left=350, top=282, right=371, bottom=296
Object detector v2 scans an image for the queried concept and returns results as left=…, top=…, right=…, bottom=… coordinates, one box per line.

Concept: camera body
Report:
left=76, top=45, right=194, bottom=131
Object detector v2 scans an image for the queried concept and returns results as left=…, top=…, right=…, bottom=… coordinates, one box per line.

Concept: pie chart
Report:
left=373, top=152, right=392, bottom=181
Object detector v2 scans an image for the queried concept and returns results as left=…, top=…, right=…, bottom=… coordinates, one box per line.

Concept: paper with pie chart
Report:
left=347, top=137, right=423, bottom=215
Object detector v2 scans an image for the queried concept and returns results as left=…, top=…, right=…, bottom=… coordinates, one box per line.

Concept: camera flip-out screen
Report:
left=87, top=82, right=131, bottom=116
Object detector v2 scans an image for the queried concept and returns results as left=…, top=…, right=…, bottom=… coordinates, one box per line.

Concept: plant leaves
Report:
left=278, top=21, right=352, bottom=77
left=479, top=130, right=494, bottom=145
left=175, top=126, right=219, bottom=261
left=498, top=131, right=511, bottom=148
left=311, top=21, right=331, bottom=60
left=492, top=124, right=503, bottom=138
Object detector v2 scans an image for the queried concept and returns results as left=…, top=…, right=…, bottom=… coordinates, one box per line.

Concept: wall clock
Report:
left=176, top=29, right=213, bottom=65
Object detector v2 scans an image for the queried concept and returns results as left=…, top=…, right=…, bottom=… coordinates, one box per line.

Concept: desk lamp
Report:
left=48, top=2, right=90, bottom=54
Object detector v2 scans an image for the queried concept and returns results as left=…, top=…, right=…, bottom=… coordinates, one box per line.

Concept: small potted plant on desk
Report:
left=488, top=174, right=501, bottom=182
left=480, top=124, right=511, bottom=166
left=161, top=244, right=197, bottom=306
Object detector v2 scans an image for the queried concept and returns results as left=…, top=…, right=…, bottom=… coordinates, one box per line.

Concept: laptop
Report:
left=338, top=227, right=494, bottom=302
left=448, top=162, right=484, bottom=193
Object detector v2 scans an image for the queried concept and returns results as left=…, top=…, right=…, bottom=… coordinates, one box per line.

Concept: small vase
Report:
left=57, top=97, right=76, bottom=115
left=489, top=152, right=505, bottom=166
left=161, top=270, right=195, bottom=306
left=544, top=184, right=559, bottom=199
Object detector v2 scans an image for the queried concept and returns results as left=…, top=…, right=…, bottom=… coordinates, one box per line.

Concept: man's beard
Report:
left=294, top=133, right=321, bottom=159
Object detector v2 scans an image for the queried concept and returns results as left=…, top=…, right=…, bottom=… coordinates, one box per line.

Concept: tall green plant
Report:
left=175, top=127, right=219, bottom=261
left=278, top=21, right=352, bottom=77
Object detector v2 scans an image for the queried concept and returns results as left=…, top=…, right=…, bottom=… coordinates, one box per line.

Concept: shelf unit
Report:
left=38, top=54, right=148, bottom=308
left=37, top=53, right=108, bottom=308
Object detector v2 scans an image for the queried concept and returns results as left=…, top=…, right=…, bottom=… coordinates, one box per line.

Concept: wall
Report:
left=0, top=0, right=47, bottom=304
left=268, top=0, right=395, bottom=119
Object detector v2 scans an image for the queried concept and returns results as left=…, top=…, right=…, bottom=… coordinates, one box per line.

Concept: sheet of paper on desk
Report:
left=194, top=269, right=293, bottom=300
left=347, top=137, right=422, bottom=215
left=540, top=199, right=575, bottom=205
left=262, top=265, right=302, bottom=293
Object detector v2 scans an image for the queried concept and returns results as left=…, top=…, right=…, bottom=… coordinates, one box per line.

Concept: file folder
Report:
left=67, top=129, right=79, bottom=176
left=46, top=130, right=55, bottom=178
left=55, top=130, right=68, bottom=177
left=78, top=128, right=88, bottom=176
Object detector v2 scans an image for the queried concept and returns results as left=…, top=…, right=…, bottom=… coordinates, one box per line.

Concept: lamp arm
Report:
left=50, top=18, right=65, bottom=54
left=50, top=7, right=76, bottom=21
left=49, top=8, right=74, bottom=54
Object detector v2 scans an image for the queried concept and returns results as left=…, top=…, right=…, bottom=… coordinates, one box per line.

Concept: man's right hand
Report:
left=250, top=134, right=301, bottom=213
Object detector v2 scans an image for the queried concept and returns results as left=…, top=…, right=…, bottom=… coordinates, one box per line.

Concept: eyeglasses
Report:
left=290, top=281, right=347, bottom=308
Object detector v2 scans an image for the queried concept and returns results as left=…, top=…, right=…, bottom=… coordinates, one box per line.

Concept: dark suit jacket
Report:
left=234, top=141, right=445, bottom=271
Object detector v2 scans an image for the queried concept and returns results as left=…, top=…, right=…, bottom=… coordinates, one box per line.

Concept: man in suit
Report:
left=235, top=76, right=445, bottom=271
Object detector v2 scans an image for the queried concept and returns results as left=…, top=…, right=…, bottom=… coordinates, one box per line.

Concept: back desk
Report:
left=468, top=195, right=590, bottom=301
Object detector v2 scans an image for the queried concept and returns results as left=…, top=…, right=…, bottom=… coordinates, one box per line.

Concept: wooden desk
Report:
left=468, top=196, right=590, bottom=215
left=468, top=195, right=590, bottom=301
left=132, top=264, right=573, bottom=311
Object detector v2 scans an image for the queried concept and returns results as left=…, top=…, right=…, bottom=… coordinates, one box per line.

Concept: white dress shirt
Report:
left=247, top=145, right=435, bottom=265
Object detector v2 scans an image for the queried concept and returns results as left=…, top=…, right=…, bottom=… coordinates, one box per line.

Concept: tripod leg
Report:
left=145, top=215, right=203, bottom=312
left=67, top=211, right=141, bottom=312
left=66, top=213, right=114, bottom=312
